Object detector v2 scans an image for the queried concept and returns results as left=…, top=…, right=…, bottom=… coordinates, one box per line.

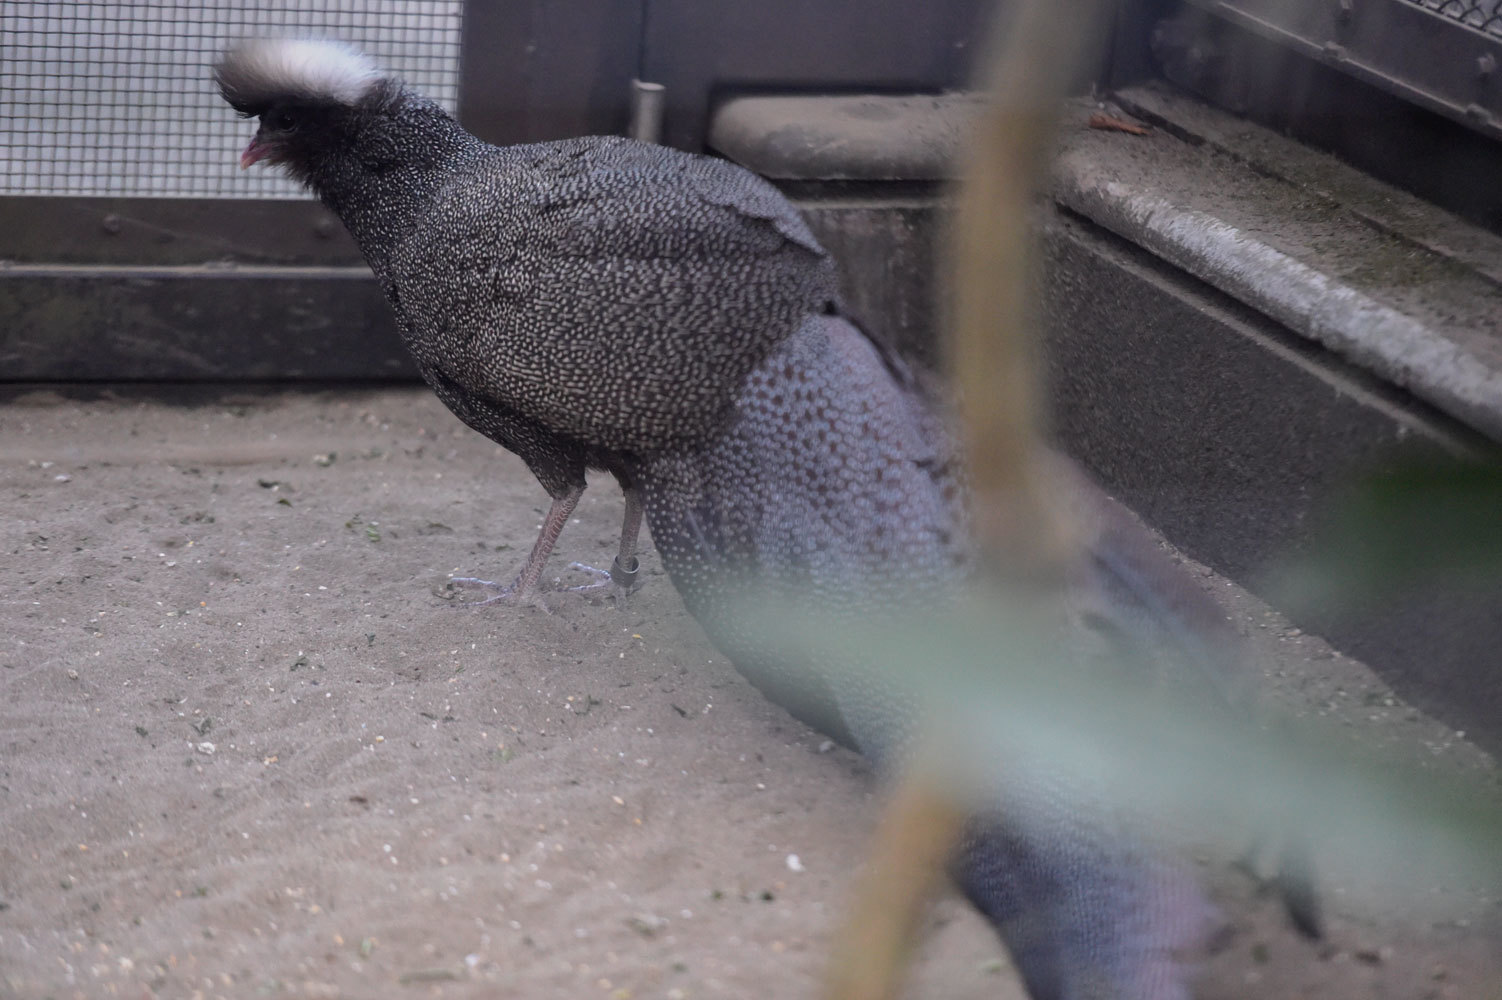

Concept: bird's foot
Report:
left=564, top=562, right=611, bottom=591
left=445, top=576, right=549, bottom=611
left=564, top=556, right=641, bottom=599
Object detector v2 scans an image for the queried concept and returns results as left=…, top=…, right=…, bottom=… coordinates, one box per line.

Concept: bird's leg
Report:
left=450, top=484, right=584, bottom=606
left=566, top=483, right=645, bottom=594
left=612, top=484, right=644, bottom=587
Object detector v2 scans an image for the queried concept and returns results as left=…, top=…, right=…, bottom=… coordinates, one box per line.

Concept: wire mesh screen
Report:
left=0, top=1, right=463, bottom=199
left=1411, top=0, right=1502, bottom=37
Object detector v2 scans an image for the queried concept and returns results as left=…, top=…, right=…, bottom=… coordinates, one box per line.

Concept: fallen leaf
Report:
left=1087, top=112, right=1151, bottom=136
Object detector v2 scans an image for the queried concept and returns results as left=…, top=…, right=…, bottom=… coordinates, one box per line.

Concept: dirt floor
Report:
left=1, top=385, right=1497, bottom=1000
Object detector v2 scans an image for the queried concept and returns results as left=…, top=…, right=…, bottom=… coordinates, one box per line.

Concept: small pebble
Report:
left=625, top=914, right=666, bottom=938
left=1353, top=946, right=1391, bottom=966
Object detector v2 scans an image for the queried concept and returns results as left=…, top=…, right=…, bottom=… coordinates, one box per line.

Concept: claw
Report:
left=449, top=577, right=504, bottom=590
left=564, top=559, right=641, bottom=599
left=564, top=561, right=614, bottom=593
left=446, top=576, right=534, bottom=608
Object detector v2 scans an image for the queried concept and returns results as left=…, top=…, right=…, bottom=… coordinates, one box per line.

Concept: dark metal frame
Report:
left=1179, top=0, right=1502, bottom=142
left=1146, top=1, right=1502, bottom=230
left=456, top=0, right=641, bottom=146
left=457, top=0, right=988, bottom=150
left=0, top=198, right=400, bottom=379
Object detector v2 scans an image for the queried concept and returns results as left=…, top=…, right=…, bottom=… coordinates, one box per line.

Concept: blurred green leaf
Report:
left=746, top=588, right=1502, bottom=911
left=1272, top=454, right=1502, bottom=611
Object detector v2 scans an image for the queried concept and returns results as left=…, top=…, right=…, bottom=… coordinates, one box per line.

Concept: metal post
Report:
left=629, top=79, right=666, bottom=144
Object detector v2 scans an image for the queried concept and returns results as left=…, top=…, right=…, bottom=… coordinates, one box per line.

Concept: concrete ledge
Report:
left=1054, top=83, right=1502, bottom=443
left=710, top=93, right=981, bottom=181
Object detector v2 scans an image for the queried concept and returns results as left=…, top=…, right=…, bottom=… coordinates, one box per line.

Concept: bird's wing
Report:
left=395, top=137, right=839, bottom=455
left=531, top=136, right=829, bottom=258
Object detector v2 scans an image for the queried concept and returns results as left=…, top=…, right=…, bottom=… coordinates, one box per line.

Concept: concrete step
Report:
left=1058, top=81, right=1502, bottom=444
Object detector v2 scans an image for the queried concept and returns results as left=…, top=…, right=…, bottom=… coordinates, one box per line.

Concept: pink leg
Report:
left=450, top=484, right=584, bottom=606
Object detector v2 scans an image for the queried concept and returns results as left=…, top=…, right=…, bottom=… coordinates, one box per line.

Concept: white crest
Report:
left=216, top=38, right=386, bottom=110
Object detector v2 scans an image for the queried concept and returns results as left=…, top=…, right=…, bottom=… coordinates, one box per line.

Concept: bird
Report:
left=215, top=38, right=1312, bottom=998
left=214, top=38, right=839, bottom=604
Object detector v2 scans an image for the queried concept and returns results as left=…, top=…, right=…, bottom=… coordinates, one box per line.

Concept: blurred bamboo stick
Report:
left=820, top=776, right=971, bottom=1000
left=951, top=0, right=1108, bottom=580
left=822, top=3, right=1111, bottom=998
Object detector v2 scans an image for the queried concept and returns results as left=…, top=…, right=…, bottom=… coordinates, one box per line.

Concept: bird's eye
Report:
left=264, top=108, right=299, bottom=132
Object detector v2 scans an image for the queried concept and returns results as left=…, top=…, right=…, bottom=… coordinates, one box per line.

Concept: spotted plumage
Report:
left=633, top=313, right=966, bottom=742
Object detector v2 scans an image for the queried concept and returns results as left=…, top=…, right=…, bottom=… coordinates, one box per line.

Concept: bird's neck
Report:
left=311, top=95, right=485, bottom=278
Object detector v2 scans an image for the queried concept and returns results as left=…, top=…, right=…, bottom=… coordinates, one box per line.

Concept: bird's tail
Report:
left=953, top=813, right=1217, bottom=1000
left=1062, top=463, right=1325, bottom=942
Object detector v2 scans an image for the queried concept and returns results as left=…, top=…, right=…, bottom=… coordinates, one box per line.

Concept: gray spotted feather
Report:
left=393, top=135, right=837, bottom=456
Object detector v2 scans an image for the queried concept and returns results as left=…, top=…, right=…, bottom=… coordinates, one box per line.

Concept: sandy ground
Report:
left=1, top=385, right=1497, bottom=1000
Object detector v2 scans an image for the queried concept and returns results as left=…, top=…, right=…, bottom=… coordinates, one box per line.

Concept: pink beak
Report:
left=239, top=135, right=269, bottom=170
